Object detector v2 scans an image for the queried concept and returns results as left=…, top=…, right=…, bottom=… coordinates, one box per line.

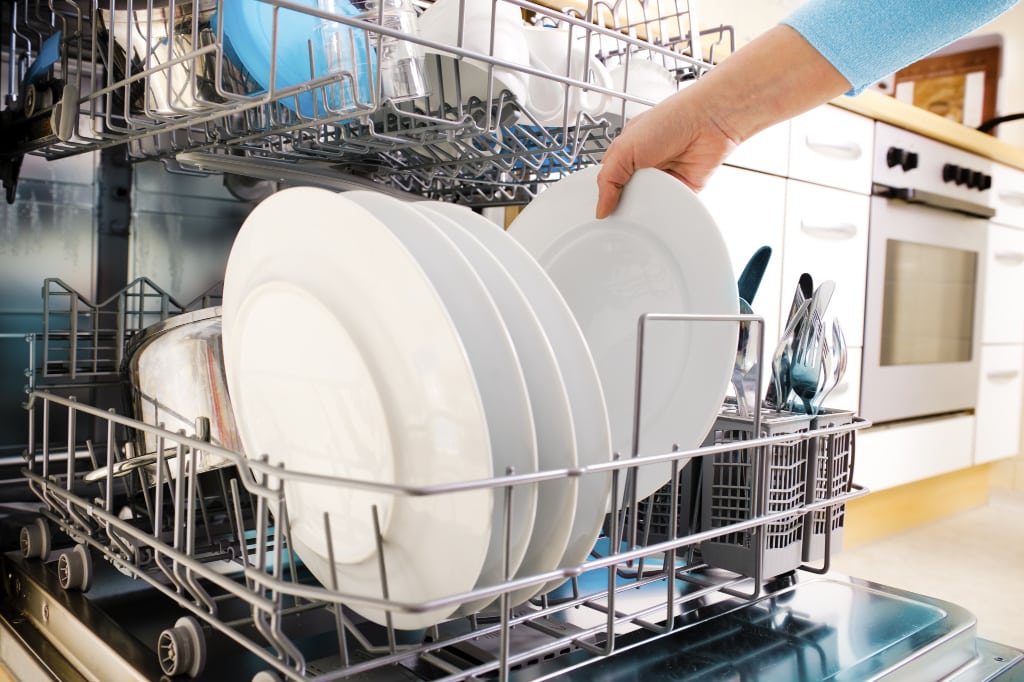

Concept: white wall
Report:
left=699, top=1, right=1024, bottom=148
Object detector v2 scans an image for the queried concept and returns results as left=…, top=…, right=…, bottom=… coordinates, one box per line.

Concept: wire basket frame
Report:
left=1, top=0, right=734, bottom=206
left=17, top=301, right=869, bottom=681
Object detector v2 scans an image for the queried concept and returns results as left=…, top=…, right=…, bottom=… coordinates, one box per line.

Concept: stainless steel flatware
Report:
left=737, top=245, right=772, bottom=305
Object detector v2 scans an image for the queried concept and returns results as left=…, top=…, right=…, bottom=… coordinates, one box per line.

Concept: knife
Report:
left=737, top=245, right=772, bottom=305
left=765, top=273, right=814, bottom=408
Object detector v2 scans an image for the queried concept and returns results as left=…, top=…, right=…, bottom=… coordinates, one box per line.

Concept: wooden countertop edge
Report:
left=831, top=90, right=1024, bottom=171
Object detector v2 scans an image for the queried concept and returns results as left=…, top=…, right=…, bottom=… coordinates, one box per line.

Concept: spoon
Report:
left=731, top=297, right=761, bottom=416
left=766, top=273, right=813, bottom=408
left=809, top=319, right=848, bottom=415
left=769, top=297, right=812, bottom=412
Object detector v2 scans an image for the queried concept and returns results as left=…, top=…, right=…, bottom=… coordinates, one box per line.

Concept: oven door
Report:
left=861, top=195, right=987, bottom=423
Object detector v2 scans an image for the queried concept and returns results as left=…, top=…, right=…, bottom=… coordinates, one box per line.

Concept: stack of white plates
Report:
left=221, top=165, right=736, bottom=630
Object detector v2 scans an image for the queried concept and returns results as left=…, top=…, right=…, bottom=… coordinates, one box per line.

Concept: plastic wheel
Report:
left=157, top=616, right=206, bottom=678
left=251, top=672, right=280, bottom=682
left=19, top=518, right=51, bottom=560
left=56, top=544, right=92, bottom=592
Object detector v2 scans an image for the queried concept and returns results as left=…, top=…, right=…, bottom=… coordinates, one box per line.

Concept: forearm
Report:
left=691, top=25, right=850, bottom=146
left=784, top=0, right=1019, bottom=95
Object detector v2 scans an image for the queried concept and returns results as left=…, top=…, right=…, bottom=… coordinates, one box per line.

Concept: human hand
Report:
left=595, top=88, right=738, bottom=219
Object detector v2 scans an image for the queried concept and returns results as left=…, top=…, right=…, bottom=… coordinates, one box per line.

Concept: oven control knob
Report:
left=886, top=146, right=904, bottom=168
left=956, top=167, right=971, bottom=186
left=981, top=174, right=993, bottom=191
left=943, top=163, right=959, bottom=183
left=901, top=151, right=919, bottom=171
left=968, top=171, right=983, bottom=189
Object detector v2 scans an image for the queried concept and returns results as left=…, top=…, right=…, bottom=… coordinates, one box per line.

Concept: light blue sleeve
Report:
left=781, top=0, right=1018, bottom=95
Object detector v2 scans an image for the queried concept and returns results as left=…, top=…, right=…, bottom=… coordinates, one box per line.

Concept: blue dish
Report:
left=217, top=0, right=375, bottom=117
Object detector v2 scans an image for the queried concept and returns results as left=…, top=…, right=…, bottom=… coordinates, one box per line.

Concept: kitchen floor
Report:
left=829, top=488, right=1024, bottom=649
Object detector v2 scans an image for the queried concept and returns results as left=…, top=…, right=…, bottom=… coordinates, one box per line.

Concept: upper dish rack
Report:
left=1, top=0, right=733, bottom=205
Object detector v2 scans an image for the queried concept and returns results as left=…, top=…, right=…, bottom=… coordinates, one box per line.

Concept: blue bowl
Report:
left=217, top=0, right=375, bottom=118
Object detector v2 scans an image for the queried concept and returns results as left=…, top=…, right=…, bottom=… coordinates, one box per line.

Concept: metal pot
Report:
left=120, top=307, right=242, bottom=478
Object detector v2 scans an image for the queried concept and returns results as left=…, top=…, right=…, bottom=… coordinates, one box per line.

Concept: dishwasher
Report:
left=0, top=2, right=1021, bottom=680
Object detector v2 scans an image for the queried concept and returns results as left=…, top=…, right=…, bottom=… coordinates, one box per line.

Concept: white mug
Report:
left=607, top=58, right=678, bottom=121
left=522, top=25, right=614, bottom=127
left=417, top=0, right=531, bottom=109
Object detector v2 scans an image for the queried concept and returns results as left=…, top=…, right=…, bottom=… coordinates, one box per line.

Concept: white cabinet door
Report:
left=975, top=344, right=1024, bottom=464
left=788, top=106, right=874, bottom=195
left=701, top=166, right=787, bottom=401
left=991, top=162, right=1024, bottom=230
left=981, top=223, right=1024, bottom=344
left=781, top=180, right=870, bottom=348
left=855, top=415, right=975, bottom=491
left=724, top=121, right=790, bottom=177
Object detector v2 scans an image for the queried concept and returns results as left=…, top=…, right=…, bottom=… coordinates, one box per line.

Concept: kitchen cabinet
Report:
left=974, top=344, right=1024, bottom=464
left=991, top=163, right=1024, bottom=229
left=788, top=106, right=874, bottom=195
left=856, top=414, right=975, bottom=492
left=723, top=121, right=790, bottom=177
left=779, top=179, right=870, bottom=348
left=980, top=223, right=1024, bottom=344
left=973, top=164, right=1024, bottom=465
left=701, top=165, right=786, bottom=400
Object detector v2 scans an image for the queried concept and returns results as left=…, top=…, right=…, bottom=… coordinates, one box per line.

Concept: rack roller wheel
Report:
left=158, top=616, right=206, bottom=678
left=252, top=672, right=280, bottom=682
left=57, top=544, right=92, bottom=592
left=19, top=518, right=51, bottom=560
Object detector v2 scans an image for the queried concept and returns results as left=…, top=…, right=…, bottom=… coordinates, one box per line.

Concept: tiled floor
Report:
left=829, top=488, right=1024, bottom=649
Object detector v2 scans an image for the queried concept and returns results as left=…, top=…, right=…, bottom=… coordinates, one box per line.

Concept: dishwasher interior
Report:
left=1, top=1, right=1023, bottom=680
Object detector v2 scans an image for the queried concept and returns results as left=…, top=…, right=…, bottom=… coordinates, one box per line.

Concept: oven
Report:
left=860, top=122, right=995, bottom=424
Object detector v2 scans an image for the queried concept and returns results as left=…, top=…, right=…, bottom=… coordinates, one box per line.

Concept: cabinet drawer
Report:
left=991, top=162, right=1024, bottom=230
left=724, top=121, right=790, bottom=177
left=855, top=415, right=975, bottom=491
left=975, top=344, right=1024, bottom=464
left=788, top=106, right=873, bottom=194
left=982, top=223, right=1024, bottom=344
left=780, top=180, right=870, bottom=347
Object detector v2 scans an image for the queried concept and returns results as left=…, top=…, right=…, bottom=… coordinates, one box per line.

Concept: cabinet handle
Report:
left=804, top=135, right=863, bottom=160
left=986, top=369, right=1020, bottom=382
left=800, top=220, right=858, bottom=238
left=994, top=250, right=1024, bottom=265
left=998, top=190, right=1024, bottom=206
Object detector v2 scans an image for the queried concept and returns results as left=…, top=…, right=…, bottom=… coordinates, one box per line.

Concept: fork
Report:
left=790, top=317, right=847, bottom=415
left=789, top=311, right=831, bottom=414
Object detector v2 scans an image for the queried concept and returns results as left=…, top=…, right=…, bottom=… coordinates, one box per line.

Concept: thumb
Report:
left=595, top=159, right=634, bottom=219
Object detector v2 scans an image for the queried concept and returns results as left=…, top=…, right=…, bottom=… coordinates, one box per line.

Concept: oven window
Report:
left=880, top=239, right=977, bottom=365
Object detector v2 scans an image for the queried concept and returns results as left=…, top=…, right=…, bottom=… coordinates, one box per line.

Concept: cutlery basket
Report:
left=803, top=408, right=856, bottom=562
left=699, top=406, right=814, bottom=579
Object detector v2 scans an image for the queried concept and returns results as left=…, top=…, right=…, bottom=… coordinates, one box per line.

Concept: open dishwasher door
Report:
left=2, top=1, right=1023, bottom=681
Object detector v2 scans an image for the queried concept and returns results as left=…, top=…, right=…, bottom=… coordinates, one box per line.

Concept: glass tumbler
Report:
left=357, top=0, right=429, bottom=101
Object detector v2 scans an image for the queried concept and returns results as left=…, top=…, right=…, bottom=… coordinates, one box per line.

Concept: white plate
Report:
left=344, top=191, right=540, bottom=612
left=424, top=203, right=613, bottom=600
left=508, top=166, right=737, bottom=505
left=416, top=203, right=579, bottom=610
left=222, top=187, right=496, bottom=630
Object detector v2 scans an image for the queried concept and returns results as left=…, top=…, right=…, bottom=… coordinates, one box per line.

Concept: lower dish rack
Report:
left=11, top=388, right=867, bottom=681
